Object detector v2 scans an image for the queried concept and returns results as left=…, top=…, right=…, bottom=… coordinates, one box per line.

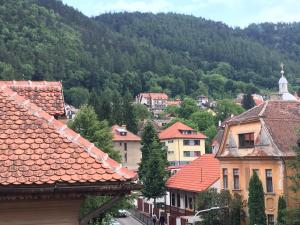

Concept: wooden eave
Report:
left=0, top=182, right=143, bottom=201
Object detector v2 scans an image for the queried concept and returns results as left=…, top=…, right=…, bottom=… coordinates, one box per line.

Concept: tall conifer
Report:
left=248, top=172, right=266, bottom=225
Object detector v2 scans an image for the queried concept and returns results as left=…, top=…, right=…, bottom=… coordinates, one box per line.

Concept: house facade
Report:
left=0, top=82, right=138, bottom=225
left=165, top=154, right=220, bottom=223
left=159, top=122, right=206, bottom=165
left=112, top=125, right=141, bottom=170
left=216, top=100, right=300, bottom=225
left=136, top=92, right=169, bottom=112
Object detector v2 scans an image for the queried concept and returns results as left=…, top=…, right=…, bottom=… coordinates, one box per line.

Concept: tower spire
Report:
left=280, top=62, right=284, bottom=77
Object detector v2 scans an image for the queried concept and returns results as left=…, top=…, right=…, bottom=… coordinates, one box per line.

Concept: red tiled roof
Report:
left=166, top=154, right=220, bottom=192
left=166, top=100, right=181, bottom=106
left=0, top=85, right=135, bottom=186
left=159, top=122, right=207, bottom=140
left=139, top=93, right=168, bottom=99
left=0, top=81, right=65, bottom=116
left=253, top=98, right=264, bottom=106
left=112, top=125, right=141, bottom=142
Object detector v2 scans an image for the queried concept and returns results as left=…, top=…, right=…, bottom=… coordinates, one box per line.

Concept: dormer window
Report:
left=239, top=133, right=254, bottom=148
left=180, top=130, right=196, bottom=135
left=116, top=128, right=127, bottom=136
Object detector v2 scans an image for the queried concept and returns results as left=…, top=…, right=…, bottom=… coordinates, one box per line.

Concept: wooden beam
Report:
left=79, top=195, right=124, bottom=225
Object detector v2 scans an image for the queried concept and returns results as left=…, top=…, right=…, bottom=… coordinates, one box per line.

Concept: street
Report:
left=117, top=215, right=144, bottom=225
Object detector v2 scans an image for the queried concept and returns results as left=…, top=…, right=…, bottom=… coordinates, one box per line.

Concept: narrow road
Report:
left=117, top=215, right=144, bottom=225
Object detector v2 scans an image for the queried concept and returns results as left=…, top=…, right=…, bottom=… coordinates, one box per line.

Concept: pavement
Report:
left=117, top=215, right=144, bottom=225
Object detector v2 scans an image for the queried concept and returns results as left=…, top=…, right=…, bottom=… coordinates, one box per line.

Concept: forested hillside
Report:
left=0, top=0, right=300, bottom=106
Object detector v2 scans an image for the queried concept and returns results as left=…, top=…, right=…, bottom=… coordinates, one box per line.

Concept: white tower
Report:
left=279, top=63, right=288, bottom=94
left=278, top=63, right=297, bottom=100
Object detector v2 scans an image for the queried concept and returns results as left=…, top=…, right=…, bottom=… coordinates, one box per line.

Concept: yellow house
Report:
left=159, top=122, right=206, bottom=165
left=216, top=100, right=300, bottom=225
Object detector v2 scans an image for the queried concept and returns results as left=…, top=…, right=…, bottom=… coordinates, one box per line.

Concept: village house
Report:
left=136, top=92, right=169, bottom=112
left=0, top=81, right=139, bottom=225
left=159, top=122, right=207, bottom=166
left=216, top=67, right=300, bottom=225
left=165, top=154, right=220, bottom=225
left=112, top=125, right=141, bottom=170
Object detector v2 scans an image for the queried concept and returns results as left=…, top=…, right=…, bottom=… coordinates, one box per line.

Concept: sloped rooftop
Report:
left=0, top=85, right=135, bottom=186
left=166, top=154, right=220, bottom=193
left=0, top=81, right=65, bottom=116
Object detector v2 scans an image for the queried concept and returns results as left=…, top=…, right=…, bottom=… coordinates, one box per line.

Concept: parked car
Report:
left=115, top=209, right=128, bottom=218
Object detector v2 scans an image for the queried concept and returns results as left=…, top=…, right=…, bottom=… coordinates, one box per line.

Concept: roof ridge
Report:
left=0, top=85, right=134, bottom=180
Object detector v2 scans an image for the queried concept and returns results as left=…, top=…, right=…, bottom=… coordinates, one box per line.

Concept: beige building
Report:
left=159, top=122, right=206, bottom=165
left=216, top=100, right=300, bottom=225
left=112, top=125, right=142, bottom=170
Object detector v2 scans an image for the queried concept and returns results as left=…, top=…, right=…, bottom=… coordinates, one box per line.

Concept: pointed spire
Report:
left=280, top=62, right=284, bottom=77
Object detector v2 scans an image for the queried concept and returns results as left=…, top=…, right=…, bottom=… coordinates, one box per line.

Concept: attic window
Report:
left=180, top=130, right=196, bottom=135
left=239, top=133, right=254, bottom=148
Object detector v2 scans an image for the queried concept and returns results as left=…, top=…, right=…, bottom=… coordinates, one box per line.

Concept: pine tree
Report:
left=142, top=140, right=168, bottom=204
left=111, top=90, right=123, bottom=125
left=122, top=92, right=138, bottom=133
left=242, top=92, right=255, bottom=110
left=248, top=172, right=266, bottom=225
left=138, top=122, right=160, bottom=182
left=277, top=196, right=286, bottom=225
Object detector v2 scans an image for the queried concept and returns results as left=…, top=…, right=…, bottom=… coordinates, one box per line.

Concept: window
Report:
left=177, top=193, right=181, bottom=207
left=183, top=140, right=200, bottom=146
left=183, top=140, right=190, bottom=145
left=185, top=195, right=188, bottom=208
left=194, top=151, right=201, bottom=157
left=223, top=168, right=228, bottom=190
left=124, top=143, right=127, bottom=151
left=266, top=169, right=273, bottom=193
left=194, top=140, right=200, bottom=145
left=183, top=151, right=200, bottom=157
left=239, top=133, right=254, bottom=148
left=233, top=169, right=240, bottom=190
left=267, top=214, right=275, bottom=225
left=168, top=140, right=174, bottom=143
left=171, top=193, right=175, bottom=206
left=168, top=150, right=174, bottom=155
left=184, top=151, right=191, bottom=157
left=188, top=197, right=193, bottom=209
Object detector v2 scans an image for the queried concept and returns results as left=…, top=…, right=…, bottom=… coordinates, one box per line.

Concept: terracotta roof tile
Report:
left=139, top=92, right=168, bottom=99
left=0, top=85, right=136, bottom=186
left=159, top=122, right=207, bottom=140
left=112, top=125, right=141, bottom=141
left=166, top=154, right=220, bottom=192
left=0, top=81, right=65, bottom=116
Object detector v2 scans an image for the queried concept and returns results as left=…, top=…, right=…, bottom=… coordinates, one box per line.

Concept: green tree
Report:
left=248, top=172, right=266, bottom=225
left=216, top=99, right=244, bottom=122
left=68, top=105, right=121, bottom=162
left=132, top=103, right=151, bottom=121
left=178, top=97, right=198, bottom=119
left=286, top=129, right=300, bottom=225
left=138, top=122, right=160, bottom=182
left=142, top=140, right=168, bottom=205
left=242, top=93, right=255, bottom=110
left=64, top=87, right=90, bottom=108
left=189, top=110, right=216, bottom=132
left=122, top=92, right=138, bottom=133
left=277, top=196, right=286, bottom=225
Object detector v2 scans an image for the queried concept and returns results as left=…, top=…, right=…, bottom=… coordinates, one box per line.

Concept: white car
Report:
left=110, top=219, right=121, bottom=225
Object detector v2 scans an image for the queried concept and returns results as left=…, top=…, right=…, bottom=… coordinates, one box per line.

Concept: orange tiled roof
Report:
left=0, top=85, right=135, bottom=186
left=166, top=154, right=220, bottom=192
left=159, top=122, right=207, bottom=140
left=112, top=125, right=141, bottom=142
left=0, top=81, right=65, bottom=116
left=140, top=93, right=168, bottom=99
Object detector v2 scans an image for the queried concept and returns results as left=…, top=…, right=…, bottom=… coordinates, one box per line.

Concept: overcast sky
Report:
left=62, top=0, right=300, bottom=27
